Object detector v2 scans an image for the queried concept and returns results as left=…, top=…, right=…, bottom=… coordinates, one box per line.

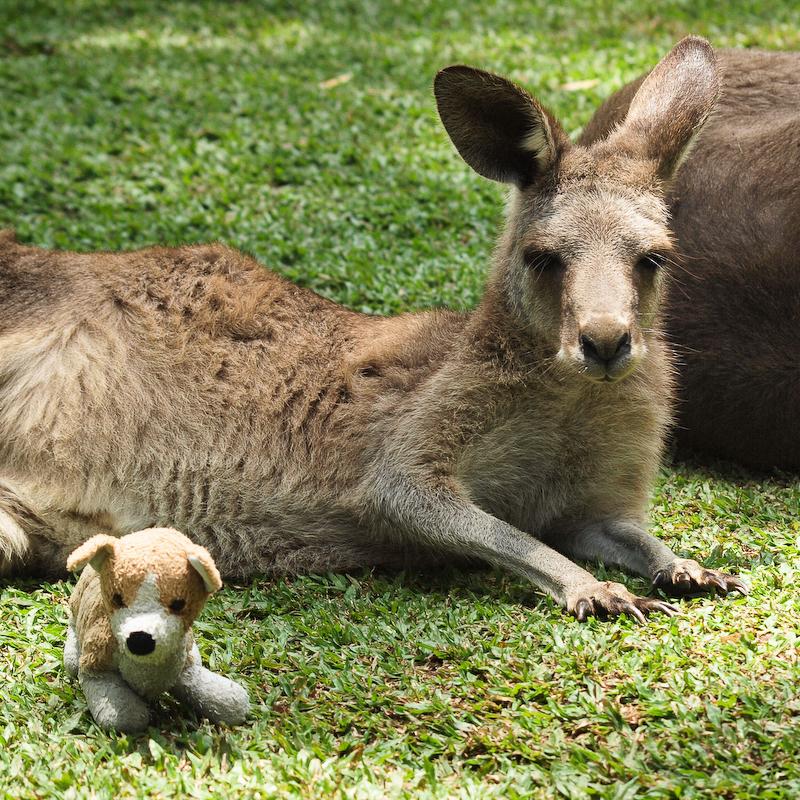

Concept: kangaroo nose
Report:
left=127, top=631, right=156, bottom=656
left=580, top=330, right=631, bottom=365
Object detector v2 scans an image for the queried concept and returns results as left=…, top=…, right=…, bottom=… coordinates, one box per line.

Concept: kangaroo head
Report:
left=435, top=36, right=720, bottom=382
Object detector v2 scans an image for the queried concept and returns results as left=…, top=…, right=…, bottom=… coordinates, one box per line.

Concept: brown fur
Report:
left=0, top=38, right=746, bottom=618
left=581, top=49, right=800, bottom=470
left=69, top=566, right=117, bottom=672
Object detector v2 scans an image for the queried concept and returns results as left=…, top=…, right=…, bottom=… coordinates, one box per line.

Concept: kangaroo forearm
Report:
left=549, top=520, right=679, bottom=578
left=474, top=517, right=602, bottom=600
left=374, top=476, right=598, bottom=603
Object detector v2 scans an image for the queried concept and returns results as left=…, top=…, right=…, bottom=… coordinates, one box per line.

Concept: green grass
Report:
left=1, top=1, right=799, bottom=797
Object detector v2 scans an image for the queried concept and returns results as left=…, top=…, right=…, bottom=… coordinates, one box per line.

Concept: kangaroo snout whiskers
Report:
left=580, top=329, right=630, bottom=364
left=579, top=324, right=634, bottom=381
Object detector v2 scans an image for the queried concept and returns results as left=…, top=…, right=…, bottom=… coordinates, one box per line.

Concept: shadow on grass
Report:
left=3, top=541, right=750, bottom=614
left=672, top=448, right=800, bottom=487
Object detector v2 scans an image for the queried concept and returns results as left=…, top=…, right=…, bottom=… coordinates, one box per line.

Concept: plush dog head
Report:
left=67, top=528, right=222, bottom=664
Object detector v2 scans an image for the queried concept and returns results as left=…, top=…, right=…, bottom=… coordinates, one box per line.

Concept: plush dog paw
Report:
left=215, top=679, right=250, bottom=727
left=568, top=581, right=678, bottom=623
left=80, top=671, right=151, bottom=733
left=173, top=667, right=250, bottom=727
left=652, top=558, right=749, bottom=597
left=93, top=701, right=150, bottom=734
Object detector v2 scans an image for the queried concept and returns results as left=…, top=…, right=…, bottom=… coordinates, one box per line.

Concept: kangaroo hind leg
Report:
left=0, top=481, right=39, bottom=576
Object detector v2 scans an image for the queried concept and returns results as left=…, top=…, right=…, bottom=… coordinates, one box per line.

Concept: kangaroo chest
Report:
left=457, top=391, right=659, bottom=533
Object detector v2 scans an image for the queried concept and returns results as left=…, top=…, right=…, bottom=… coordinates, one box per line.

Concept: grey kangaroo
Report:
left=582, top=48, right=800, bottom=470
left=0, top=37, right=746, bottom=621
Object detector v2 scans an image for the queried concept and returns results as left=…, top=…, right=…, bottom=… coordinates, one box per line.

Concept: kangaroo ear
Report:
left=434, top=65, right=568, bottom=187
left=606, top=36, right=720, bottom=180
left=188, top=548, right=222, bottom=594
left=67, top=534, right=118, bottom=573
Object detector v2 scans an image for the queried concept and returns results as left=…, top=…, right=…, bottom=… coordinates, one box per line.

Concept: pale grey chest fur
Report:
left=457, top=387, right=662, bottom=535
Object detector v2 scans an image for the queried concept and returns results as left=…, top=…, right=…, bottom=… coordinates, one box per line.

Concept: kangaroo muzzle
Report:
left=578, top=314, right=636, bottom=382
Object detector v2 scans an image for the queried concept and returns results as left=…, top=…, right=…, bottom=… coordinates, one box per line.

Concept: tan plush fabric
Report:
left=67, top=528, right=221, bottom=672
left=70, top=567, right=116, bottom=672
left=65, top=527, right=248, bottom=732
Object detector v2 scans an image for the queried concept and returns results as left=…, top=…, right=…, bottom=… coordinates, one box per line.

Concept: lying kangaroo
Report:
left=0, top=37, right=746, bottom=621
left=581, top=48, right=800, bottom=470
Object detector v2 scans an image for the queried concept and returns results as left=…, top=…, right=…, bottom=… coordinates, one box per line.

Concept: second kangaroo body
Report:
left=0, top=38, right=746, bottom=621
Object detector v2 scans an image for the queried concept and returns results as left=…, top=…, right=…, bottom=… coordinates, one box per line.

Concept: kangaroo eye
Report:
left=169, top=598, right=186, bottom=613
left=523, top=248, right=563, bottom=273
left=637, top=252, right=667, bottom=271
left=111, top=593, right=125, bottom=609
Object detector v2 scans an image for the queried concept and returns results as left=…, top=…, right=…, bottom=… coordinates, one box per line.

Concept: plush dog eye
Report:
left=111, top=593, right=125, bottom=609
left=637, top=252, right=667, bottom=271
left=523, top=248, right=563, bottom=273
left=169, top=598, right=186, bottom=613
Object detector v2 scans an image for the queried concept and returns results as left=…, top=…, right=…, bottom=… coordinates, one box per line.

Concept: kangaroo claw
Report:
left=653, top=559, right=749, bottom=597
left=569, top=581, right=679, bottom=623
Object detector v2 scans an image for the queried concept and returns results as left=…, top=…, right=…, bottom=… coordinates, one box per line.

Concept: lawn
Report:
left=1, top=1, right=799, bottom=797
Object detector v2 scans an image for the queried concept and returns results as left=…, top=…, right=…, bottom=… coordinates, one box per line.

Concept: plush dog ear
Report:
left=67, top=534, right=118, bottom=573
left=188, top=547, right=222, bottom=594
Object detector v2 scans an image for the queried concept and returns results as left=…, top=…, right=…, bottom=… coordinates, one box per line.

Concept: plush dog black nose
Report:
left=127, top=631, right=156, bottom=655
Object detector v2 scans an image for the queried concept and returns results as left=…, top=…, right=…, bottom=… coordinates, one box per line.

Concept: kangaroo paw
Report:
left=568, top=581, right=679, bottom=623
left=653, top=558, right=749, bottom=597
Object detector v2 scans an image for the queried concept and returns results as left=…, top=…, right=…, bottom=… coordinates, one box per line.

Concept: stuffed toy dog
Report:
left=64, top=527, right=249, bottom=733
